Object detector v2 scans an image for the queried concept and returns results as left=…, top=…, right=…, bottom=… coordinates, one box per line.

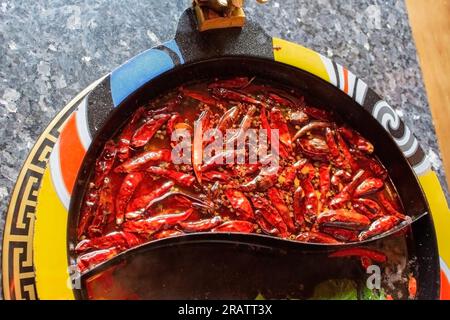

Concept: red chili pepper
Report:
left=260, top=105, right=272, bottom=142
left=293, top=186, right=305, bottom=226
left=211, top=220, right=255, bottom=233
left=166, top=113, right=182, bottom=138
left=94, top=140, right=117, bottom=187
left=268, top=187, right=295, bottom=232
left=178, top=216, right=222, bottom=233
left=123, top=209, right=193, bottom=235
left=318, top=164, right=331, bottom=203
left=408, top=275, right=417, bottom=299
left=192, top=109, right=212, bottom=183
left=117, top=107, right=145, bottom=162
left=225, top=189, right=254, bottom=220
left=152, top=229, right=184, bottom=240
left=116, top=172, right=144, bottom=225
left=146, top=166, right=195, bottom=187
left=295, top=231, right=341, bottom=244
left=114, top=149, right=171, bottom=173
left=321, top=227, right=359, bottom=242
left=77, top=183, right=98, bottom=239
left=303, top=106, right=332, bottom=121
left=131, top=114, right=170, bottom=148
left=338, top=126, right=374, bottom=154
left=203, top=170, right=231, bottom=182
left=360, top=256, right=373, bottom=270
left=329, top=248, right=387, bottom=263
left=252, top=194, right=288, bottom=235
left=269, top=107, right=293, bottom=153
left=212, top=88, right=263, bottom=105
left=182, top=88, right=218, bottom=105
left=126, top=180, right=175, bottom=214
left=208, top=77, right=251, bottom=89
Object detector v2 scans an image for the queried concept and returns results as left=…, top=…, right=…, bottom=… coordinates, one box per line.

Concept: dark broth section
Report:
left=82, top=236, right=410, bottom=300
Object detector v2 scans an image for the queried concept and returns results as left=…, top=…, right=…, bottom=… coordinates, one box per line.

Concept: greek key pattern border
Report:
left=2, top=77, right=106, bottom=300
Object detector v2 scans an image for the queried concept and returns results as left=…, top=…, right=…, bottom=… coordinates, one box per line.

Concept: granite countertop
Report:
left=0, top=0, right=448, bottom=299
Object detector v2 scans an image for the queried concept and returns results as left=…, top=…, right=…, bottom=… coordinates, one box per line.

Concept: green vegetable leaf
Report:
left=255, top=293, right=266, bottom=300
left=360, top=286, right=386, bottom=300
left=309, top=279, right=358, bottom=300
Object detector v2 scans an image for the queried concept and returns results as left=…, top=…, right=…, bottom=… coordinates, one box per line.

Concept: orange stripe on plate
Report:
left=441, top=270, right=450, bottom=300
left=59, top=114, right=86, bottom=194
left=343, top=68, right=349, bottom=94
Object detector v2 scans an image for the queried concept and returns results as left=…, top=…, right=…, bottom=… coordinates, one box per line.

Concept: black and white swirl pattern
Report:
left=372, top=100, right=430, bottom=175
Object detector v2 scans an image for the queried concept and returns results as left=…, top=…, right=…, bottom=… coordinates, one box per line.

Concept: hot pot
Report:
left=65, top=9, right=439, bottom=299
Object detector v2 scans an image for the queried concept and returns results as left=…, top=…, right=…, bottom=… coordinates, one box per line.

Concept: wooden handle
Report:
left=193, top=0, right=268, bottom=32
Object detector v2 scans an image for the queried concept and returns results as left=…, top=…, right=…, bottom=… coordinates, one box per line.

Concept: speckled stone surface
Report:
left=0, top=0, right=448, bottom=299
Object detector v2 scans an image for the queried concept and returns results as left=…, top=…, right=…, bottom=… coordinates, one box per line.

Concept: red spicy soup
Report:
left=75, top=77, right=406, bottom=273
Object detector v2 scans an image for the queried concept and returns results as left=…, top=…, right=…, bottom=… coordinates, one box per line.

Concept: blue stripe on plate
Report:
left=163, top=40, right=184, bottom=64
left=110, top=39, right=184, bottom=107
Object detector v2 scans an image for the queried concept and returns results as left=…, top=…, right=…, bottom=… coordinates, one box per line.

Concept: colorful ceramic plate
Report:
left=2, top=9, right=450, bottom=300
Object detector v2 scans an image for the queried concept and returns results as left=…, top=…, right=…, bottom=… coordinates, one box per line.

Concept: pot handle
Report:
left=173, top=7, right=274, bottom=63
left=193, top=0, right=269, bottom=32
left=109, top=7, right=274, bottom=107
